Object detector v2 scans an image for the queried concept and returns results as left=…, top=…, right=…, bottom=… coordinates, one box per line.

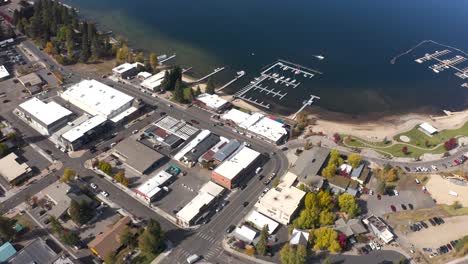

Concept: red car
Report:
left=377, top=194, right=382, bottom=200
left=390, top=205, right=397, bottom=212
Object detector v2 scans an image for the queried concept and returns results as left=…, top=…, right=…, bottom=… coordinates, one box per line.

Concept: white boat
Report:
left=237, top=71, right=245, bottom=76
left=286, top=84, right=290, bottom=87
left=433, top=69, right=439, bottom=73
left=315, top=55, right=325, bottom=60
left=295, top=70, right=300, bottom=74
left=279, top=76, right=285, bottom=80
left=274, top=79, right=279, bottom=83
left=304, top=74, right=308, bottom=77
left=292, top=79, right=296, bottom=83
left=285, top=78, right=291, bottom=81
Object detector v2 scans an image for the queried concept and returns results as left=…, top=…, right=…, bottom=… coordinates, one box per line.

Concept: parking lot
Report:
left=366, top=189, right=435, bottom=216
left=406, top=215, right=468, bottom=250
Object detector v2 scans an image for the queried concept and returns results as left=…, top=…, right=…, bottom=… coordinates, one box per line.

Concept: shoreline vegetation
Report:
left=11, top=0, right=468, bottom=146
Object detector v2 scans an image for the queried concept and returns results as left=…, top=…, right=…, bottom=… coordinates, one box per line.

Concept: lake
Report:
left=65, top=0, right=468, bottom=116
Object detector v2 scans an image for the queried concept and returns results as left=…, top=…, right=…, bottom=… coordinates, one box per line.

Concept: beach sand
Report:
left=297, top=108, right=468, bottom=141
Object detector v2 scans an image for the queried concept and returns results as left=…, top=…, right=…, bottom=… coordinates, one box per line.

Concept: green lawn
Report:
left=342, top=135, right=391, bottom=148
left=394, top=122, right=468, bottom=147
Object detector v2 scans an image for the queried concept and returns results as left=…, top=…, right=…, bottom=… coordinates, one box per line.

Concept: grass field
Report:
left=395, top=122, right=468, bottom=147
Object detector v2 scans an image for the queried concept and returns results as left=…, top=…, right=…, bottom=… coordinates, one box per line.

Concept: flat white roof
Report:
left=248, top=116, right=287, bottom=142
left=196, top=93, right=229, bottom=110
left=222, top=109, right=251, bottom=124
left=137, top=71, right=152, bottom=79
left=234, top=225, right=257, bottom=243
left=240, top=112, right=264, bottom=129
left=214, top=146, right=260, bottom=180
left=419, top=122, right=438, bottom=134
left=61, top=80, right=134, bottom=118
left=245, top=210, right=279, bottom=234
left=141, top=71, right=167, bottom=90
left=0, top=153, right=30, bottom=182
left=174, top=130, right=211, bottom=161
left=176, top=192, right=216, bottom=223
left=112, top=62, right=141, bottom=74
left=199, top=181, right=224, bottom=197
left=62, top=115, right=107, bottom=143
left=0, top=65, right=9, bottom=79
left=279, top=172, right=298, bottom=188
left=18, top=98, right=72, bottom=126
left=136, top=170, right=173, bottom=197
left=256, top=186, right=306, bottom=217
left=154, top=115, right=199, bottom=140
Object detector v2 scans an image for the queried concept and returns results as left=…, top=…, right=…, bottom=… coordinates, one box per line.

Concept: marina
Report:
left=234, top=60, right=321, bottom=112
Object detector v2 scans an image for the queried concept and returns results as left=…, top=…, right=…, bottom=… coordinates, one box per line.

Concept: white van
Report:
left=186, top=254, right=201, bottom=264
left=415, top=178, right=420, bottom=184
left=255, top=167, right=262, bottom=174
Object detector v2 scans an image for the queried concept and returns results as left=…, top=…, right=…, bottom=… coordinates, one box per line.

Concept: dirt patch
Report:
left=427, top=174, right=468, bottom=207
left=66, top=59, right=116, bottom=78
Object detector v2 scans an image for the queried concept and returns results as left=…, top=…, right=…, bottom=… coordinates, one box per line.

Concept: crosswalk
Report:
left=168, top=231, right=225, bottom=263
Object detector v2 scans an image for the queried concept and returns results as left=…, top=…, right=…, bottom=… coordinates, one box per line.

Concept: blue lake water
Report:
left=66, top=0, right=468, bottom=116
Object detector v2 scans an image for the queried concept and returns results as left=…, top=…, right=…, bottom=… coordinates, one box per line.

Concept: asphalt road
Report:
left=0, top=39, right=418, bottom=264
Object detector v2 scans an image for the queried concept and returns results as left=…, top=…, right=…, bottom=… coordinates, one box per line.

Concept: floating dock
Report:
left=234, top=60, right=321, bottom=110
left=159, top=54, right=177, bottom=64
left=216, top=71, right=246, bottom=92
left=292, top=95, right=321, bottom=120
left=192, top=67, right=225, bottom=84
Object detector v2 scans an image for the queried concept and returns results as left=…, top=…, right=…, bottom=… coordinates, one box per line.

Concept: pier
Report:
left=234, top=59, right=322, bottom=111
left=192, top=67, right=225, bottom=83
left=292, top=95, right=321, bottom=120
left=159, top=54, right=177, bottom=64
left=216, top=71, right=246, bottom=92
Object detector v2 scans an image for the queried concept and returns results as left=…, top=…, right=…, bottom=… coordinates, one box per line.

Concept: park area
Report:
left=340, top=121, right=468, bottom=158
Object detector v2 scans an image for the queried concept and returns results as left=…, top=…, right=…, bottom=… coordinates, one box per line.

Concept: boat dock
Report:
left=216, top=71, right=246, bottom=92
left=415, top=49, right=468, bottom=80
left=237, top=96, right=270, bottom=109
left=462, top=83, right=468, bottom=88
left=292, top=95, right=321, bottom=120
left=182, top=67, right=193, bottom=73
left=191, top=67, right=225, bottom=83
left=252, top=84, right=287, bottom=99
left=415, top=50, right=451, bottom=63
left=159, top=54, right=177, bottom=64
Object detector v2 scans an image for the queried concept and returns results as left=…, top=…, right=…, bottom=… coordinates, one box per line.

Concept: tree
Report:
left=0, top=143, right=9, bottom=157
left=444, top=138, right=457, bottom=151
left=376, top=180, right=386, bottom=195
left=61, top=230, right=80, bottom=246
left=98, top=162, right=112, bottom=175
left=451, top=201, right=462, bottom=210
left=312, top=227, right=341, bottom=252
left=69, top=200, right=92, bottom=225
left=402, top=146, right=408, bottom=154
left=0, top=216, right=17, bottom=241
left=293, top=208, right=318, bottom=229
left=295, top=245, right=307, bottom=264
left=116, top=44, right=129, bottom=64
left=338, top=193, right=360, bottom=217
left=347, top=154, right=362, bottom=168
left=104, top=252, right=117, bottom=264
left=321, top=163, right=337, bottom=178
left=194, top=86, right=202, bottom=97
left=135, top=52, right=145, bottom=63
left=114, top=171, right=125, bottom=183
left=183, top=87, right=194, bottom=103
left=272, top=177, right=280, bottom=188
left=60, top=168, right=76, bottom=183
left=205, top=78, right=215, bottom=94
left=280, top=244, right=292, bottom=264
left=386, top=168, right=399, bottom=182
left=44, top=41, right=54, bottom=54
left=319, top=210, right=336, bottom=226
left=317, top=190, right=333, bottom=211
left=304, top=192, right=317, bottom=209
left=138, top=219, right=164, bottom=255
left=332, top=133, right=341, bottom=143
left=120, top=226, right=135, bottom=248
left=256, top=225, right=269, bottom=256
left=173, top=79, right=184, bottom=103
left=149, top=53, right=158, bottom=72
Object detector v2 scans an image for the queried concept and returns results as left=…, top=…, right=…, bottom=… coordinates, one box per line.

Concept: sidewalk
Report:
left=84, top=160, right=180, bottom=227
left=150, top=240, right=174, bottom=264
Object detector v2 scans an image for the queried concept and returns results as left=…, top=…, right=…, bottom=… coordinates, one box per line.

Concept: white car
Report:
left=431, top=165, right=438, bottom=171
left=101, top=191, right=109, bottom=197
left=132, top=129, right=139, bottom=134
left=90, top=183, right=98, bottom=190
left=393, top=189, right=399, bottom=196
left=255, top=167, right=262, bottom=174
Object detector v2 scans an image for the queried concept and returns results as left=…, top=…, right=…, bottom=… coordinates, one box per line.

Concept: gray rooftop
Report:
left=8, top=238, right=58, bottom=264
left=291, top=147, right=330, bottom=179
left=114, top=137, right=165, bottom=174
left=184, top=134, right=220, bottom=162
left=334, top=218, right=367, bottom=237
left=350, top=164, right=365, bottom=178
left=213, top=139, right=241, bottom=161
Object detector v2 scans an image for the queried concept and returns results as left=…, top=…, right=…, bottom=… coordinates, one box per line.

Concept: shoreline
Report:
left=62, top=1, right=468, bottom=140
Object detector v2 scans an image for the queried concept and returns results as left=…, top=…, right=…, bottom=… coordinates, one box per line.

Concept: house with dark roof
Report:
left=326, top=176, right=360, bottom=196
left=213, top=139, right=241, bottom=162
left=334, top=218, right=367, bottom=238
left=291, top=147, right=330, bottom=184
left=182, top=134, right=220, bottom=163
left=7, top=238, right=59, bottom=264
left=350, top=164, right=370, bottom=185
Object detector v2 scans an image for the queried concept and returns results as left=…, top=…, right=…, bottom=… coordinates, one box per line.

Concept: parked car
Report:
left=420, top=221, right=428, bottom=229
left=90, top=183, right=98, bottom=190
left=243, top=201, right=249, bottom=207
left=132, top=129, right=139, bottom=134
left=101, top=191, right=109, bottom=197
left=408, top=203, right=414, bottom=210
left=401, top=204, right=407, bottom=210
left=428, top=218, right=436, bottom=226
left=390, top=205, right=397, bottom=212
left=377, top=194, right=382, bottom=200
left=226, top=225, right=236, bottom=233
left=415, top=178, right=421, bottom=184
